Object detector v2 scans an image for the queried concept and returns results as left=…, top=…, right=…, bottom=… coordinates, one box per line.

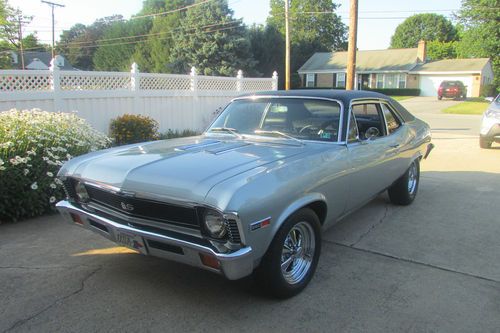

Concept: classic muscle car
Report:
left=56, top=90, right=433, bottom=298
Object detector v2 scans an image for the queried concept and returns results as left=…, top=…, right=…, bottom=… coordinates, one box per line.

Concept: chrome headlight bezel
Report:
left=74, top=181, right=90, bottom=203
left=203, top=209, right=227, bottom=239
left=484, top=109, right=500, bottom=120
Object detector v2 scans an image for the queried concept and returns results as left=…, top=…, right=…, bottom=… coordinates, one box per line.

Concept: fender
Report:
left=274, top=192, right=328, bottom=232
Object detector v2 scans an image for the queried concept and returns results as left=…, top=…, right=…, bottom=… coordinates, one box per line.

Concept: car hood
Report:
left=61, top=136, right=308, bottom=203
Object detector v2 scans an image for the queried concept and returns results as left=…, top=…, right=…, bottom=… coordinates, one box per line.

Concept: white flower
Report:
left=0, top=166, right=5, bottom=171
left=31, top=182, right=38, bottom=190
left=50, top=183, right=57, bottom=189
left=46, top=171, right=54, bottom=177
left=54, top=178, right=63, bottom=185
left=49, top=196, right=56, bottom=203
left=23, top=169, right=29, bottom=175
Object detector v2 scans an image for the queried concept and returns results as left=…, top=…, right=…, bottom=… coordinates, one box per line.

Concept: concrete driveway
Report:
left=1, top=98, right=499, bottom=333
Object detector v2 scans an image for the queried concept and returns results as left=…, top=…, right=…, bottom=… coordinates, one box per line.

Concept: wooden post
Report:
left=346, top=0, right=358, bottom=91
left=284, top=0, right=291, bottom=90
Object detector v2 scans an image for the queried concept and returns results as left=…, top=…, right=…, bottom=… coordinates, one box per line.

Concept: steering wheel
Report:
left=299, top=125, right=314, bottom=134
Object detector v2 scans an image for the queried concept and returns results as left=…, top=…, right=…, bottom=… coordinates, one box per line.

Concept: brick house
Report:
left=298, top=41, right=494, bottom=97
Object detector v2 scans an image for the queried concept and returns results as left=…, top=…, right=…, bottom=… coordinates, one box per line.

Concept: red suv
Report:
left=438, top=81, right=467, bottom=100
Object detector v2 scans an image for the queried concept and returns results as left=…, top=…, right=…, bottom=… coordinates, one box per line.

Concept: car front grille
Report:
left=84, top=185, right=200, bottom=228
left=226, top=218, right=241, bottom=244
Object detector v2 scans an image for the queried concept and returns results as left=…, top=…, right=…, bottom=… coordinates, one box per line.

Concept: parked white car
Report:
left=480, top=94, right=500, bottom=149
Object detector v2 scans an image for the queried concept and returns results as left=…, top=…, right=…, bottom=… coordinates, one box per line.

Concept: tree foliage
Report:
left=455, top=0, right=499, bottom=89
left=248, top=24, right=283, bottom=77
left=426, top=40, right=458, bottom=60
left=168, top=0, right=256, bottom=76
left=267, top=0, right=347, bottom=87
left=390, top=14, right=458, bottom=48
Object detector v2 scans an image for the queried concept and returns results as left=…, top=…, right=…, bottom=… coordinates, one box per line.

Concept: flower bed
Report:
left=0, top=109, right=110, bottom=222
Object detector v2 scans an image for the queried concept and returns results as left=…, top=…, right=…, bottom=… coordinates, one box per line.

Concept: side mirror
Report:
left=365, top=127, right=380, bottom=140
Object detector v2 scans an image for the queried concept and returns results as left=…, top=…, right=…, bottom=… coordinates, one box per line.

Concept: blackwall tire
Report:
left=388, top=159, right=420, bottom=206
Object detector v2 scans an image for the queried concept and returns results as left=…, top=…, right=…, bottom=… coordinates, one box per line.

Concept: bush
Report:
left=0, top=109, right=110, bottom=222
left=160, top=129, right=200, bottom=140
left=480, top=83, right=498, bottom=98
left=109, top=114, right=159, bottom=146
left=365, top=88, right=421, bottom=96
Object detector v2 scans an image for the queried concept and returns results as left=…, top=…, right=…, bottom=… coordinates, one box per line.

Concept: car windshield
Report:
left=207, top=98, right=342, bottom=142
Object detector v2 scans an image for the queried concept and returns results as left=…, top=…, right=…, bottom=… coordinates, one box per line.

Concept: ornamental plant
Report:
left=0, top=109, right=111, bottom=222
left=109, top=114, right=159, bottom=146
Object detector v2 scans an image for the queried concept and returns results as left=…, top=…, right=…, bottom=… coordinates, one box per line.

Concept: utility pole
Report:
left=284, top=0, right=290, bottom=90
left=17, top=15, right=25, bottom=70
left=346, top=0, right=358, bottom=90
left=41, top=0, right=65, bottom=59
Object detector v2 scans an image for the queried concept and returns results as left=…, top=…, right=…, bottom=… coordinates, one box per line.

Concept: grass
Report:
left=442, top=101, right=490, bottom=115
left=390, top=96, right=415, bottom=101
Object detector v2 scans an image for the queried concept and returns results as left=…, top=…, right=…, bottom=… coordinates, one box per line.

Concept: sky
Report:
left=11, top=0, right=463, bottom=51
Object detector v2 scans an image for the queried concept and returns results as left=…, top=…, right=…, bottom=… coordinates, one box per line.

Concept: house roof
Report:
left=14, top=51, right=76, bottom=70
left=298, top=48, right=419, bottom=73
left=410, top=58, right=490, bottom=73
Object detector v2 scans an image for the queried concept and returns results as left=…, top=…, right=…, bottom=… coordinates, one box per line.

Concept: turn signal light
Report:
left=199, top=253, right=220, bottom=270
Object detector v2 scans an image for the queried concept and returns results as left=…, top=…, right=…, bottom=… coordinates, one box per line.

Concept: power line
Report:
left=41, top=1, right=65, bottom=58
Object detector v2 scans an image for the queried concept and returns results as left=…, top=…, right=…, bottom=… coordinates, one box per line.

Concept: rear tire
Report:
left=479, top=137, right=492, bottom=149
left=388, top=159, right=420, bottom=206
left=437, top=96, right=443, bottom=100
left=254, top=208, right=321, bottom=298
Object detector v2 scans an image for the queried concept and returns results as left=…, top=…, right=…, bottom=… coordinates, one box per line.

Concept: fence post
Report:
left=49, top=57, right=61, bottom=112
left=272, top=71, right=279, bottom=91
left=236, top=70, right=243, bottom=92
left=131, top=62, right=140, bottom=114
left=190, top=66, right=198, bottom=93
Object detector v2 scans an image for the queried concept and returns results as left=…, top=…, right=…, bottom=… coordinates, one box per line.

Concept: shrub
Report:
left=0, top=109, right=111, bottom=222
left=480, top=83, right=498, bottom=98
left=366, top=88, right=421, bottom=96
left=109, top=114, right=159, bottom=146
left=160, top=129, right=200, bottom=140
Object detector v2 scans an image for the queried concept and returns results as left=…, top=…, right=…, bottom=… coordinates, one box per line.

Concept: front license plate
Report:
left=116, top=231, right=147, bottom=255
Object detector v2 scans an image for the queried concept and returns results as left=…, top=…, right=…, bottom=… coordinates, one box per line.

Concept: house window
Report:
left=384, top=74, right=397, bottom=89
left=376, top=74, right=384, bottom=88
left=398, top=74, right=406, bottom=88
left=336, top=72, right=346, bottom=88
left=306, top=74, right=315, bottom=88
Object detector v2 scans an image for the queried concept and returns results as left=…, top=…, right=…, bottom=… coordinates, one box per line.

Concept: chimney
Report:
left=417, top=40, right=427, bottom=63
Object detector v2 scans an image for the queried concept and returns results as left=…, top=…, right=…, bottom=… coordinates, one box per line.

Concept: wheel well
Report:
left=305, top=201, right=327, bottom=225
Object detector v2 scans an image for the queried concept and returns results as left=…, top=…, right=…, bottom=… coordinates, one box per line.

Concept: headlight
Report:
left=203, top=209, right=227, bottom=239
left=485, top=109, right=500, bottom=119
left=75, top=181, right=90, bottom=203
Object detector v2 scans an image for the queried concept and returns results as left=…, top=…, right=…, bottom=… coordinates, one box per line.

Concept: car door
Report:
left=345, top=102, right=392, bottom=210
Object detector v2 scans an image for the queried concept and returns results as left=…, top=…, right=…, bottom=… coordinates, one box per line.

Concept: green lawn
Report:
left=442, top=101, right=490, bottom=115
left=390, top=96, right=415, bottom=101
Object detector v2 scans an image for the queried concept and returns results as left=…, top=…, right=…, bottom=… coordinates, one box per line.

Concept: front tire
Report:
left=479, top=136, right=492, bottom=149
left=388, top=159, right=420, bottom=205
left=255, top=208, right=321, bottom=298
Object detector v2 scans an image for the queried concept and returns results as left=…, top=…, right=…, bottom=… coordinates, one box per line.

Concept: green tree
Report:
left=455, top=0, right=499, bottom=89
left=168, top=0, right=256, bottom=76
left=390, top=14, right=458, bottom=48
left=267, top=0, right=347, bottom=87
left=135, top=0, right=192, bottom=73
left=426, top=40, right=458, bottom=60
left=21, top=33, right=47, bottom=51
left=248, top=24, right=284, bottom=77
left=93, top=17, right=150, bottom=71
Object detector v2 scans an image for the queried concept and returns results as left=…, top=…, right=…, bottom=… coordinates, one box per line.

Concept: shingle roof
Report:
left=14, top=51, right=76, bottom=70
left=410, top=58, right=490, bottom=73
left=298, top=48, right=419, bottom=73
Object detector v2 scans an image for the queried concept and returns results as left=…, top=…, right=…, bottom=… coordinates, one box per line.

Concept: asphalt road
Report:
left=1, top=97, right=499, bottom=332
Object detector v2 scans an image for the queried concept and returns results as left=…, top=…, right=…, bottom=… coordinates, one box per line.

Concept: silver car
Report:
left=480, top=94, right=500, bottom=149
left=56, top=90, right=433, bottom=298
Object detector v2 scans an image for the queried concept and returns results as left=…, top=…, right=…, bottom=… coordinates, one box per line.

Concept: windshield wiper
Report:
left=208, top=127, right=242, bottom=138
left=253, top=130, right=304, bottom=145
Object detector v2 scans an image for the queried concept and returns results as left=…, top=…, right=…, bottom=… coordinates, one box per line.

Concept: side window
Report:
left=352, top=103, right=384, bottom=139
left=381, top=103, right=401, bottom=135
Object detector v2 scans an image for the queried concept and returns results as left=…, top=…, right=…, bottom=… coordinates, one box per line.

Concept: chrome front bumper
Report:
left=56, top=200, right=254, bottom=280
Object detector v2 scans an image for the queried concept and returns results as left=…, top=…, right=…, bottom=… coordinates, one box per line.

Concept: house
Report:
left=298, top=41, right=494, bottom=98
left=9, top=51, right=76, bottom=70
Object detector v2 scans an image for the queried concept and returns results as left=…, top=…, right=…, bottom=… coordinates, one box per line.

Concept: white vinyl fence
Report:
left=0, top=61, right=278, bottom=133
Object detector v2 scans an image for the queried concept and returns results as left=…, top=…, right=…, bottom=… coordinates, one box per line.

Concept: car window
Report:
left=352, top=103, right=385, bottom=139
left=381, top=103, right=401, bottom=135
left=347, top=110, right=359, bottom=142
left=209, top=98, right=342, bottom=142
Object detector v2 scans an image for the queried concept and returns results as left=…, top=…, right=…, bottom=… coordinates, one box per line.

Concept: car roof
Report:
left=238, top=89, right=390, bottom=106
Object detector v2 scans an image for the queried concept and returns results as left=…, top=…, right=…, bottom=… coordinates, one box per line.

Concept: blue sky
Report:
left=12, top=0, right=462, bottom=50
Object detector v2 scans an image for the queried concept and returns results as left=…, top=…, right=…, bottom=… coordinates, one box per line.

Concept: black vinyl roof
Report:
left=238, top=89, right=415, bottom=122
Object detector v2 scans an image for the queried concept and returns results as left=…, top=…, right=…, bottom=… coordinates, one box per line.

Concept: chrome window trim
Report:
left=347, top=98, right=388, bottom=143
left=228, top=95, right=346, bottom=143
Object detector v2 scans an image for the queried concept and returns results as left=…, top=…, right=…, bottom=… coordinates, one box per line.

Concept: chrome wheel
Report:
left=407, top=162, right=418, bottom=195
left=280, top=222, right=315, bottom=285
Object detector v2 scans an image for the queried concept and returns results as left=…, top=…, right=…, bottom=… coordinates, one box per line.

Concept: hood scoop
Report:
left=205, top=142, right=251, bottom=155
left=175, top=139, right=220, bottom=152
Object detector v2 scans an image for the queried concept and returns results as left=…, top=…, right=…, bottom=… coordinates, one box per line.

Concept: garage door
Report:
left=419, top=75, right=473, bottom=97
